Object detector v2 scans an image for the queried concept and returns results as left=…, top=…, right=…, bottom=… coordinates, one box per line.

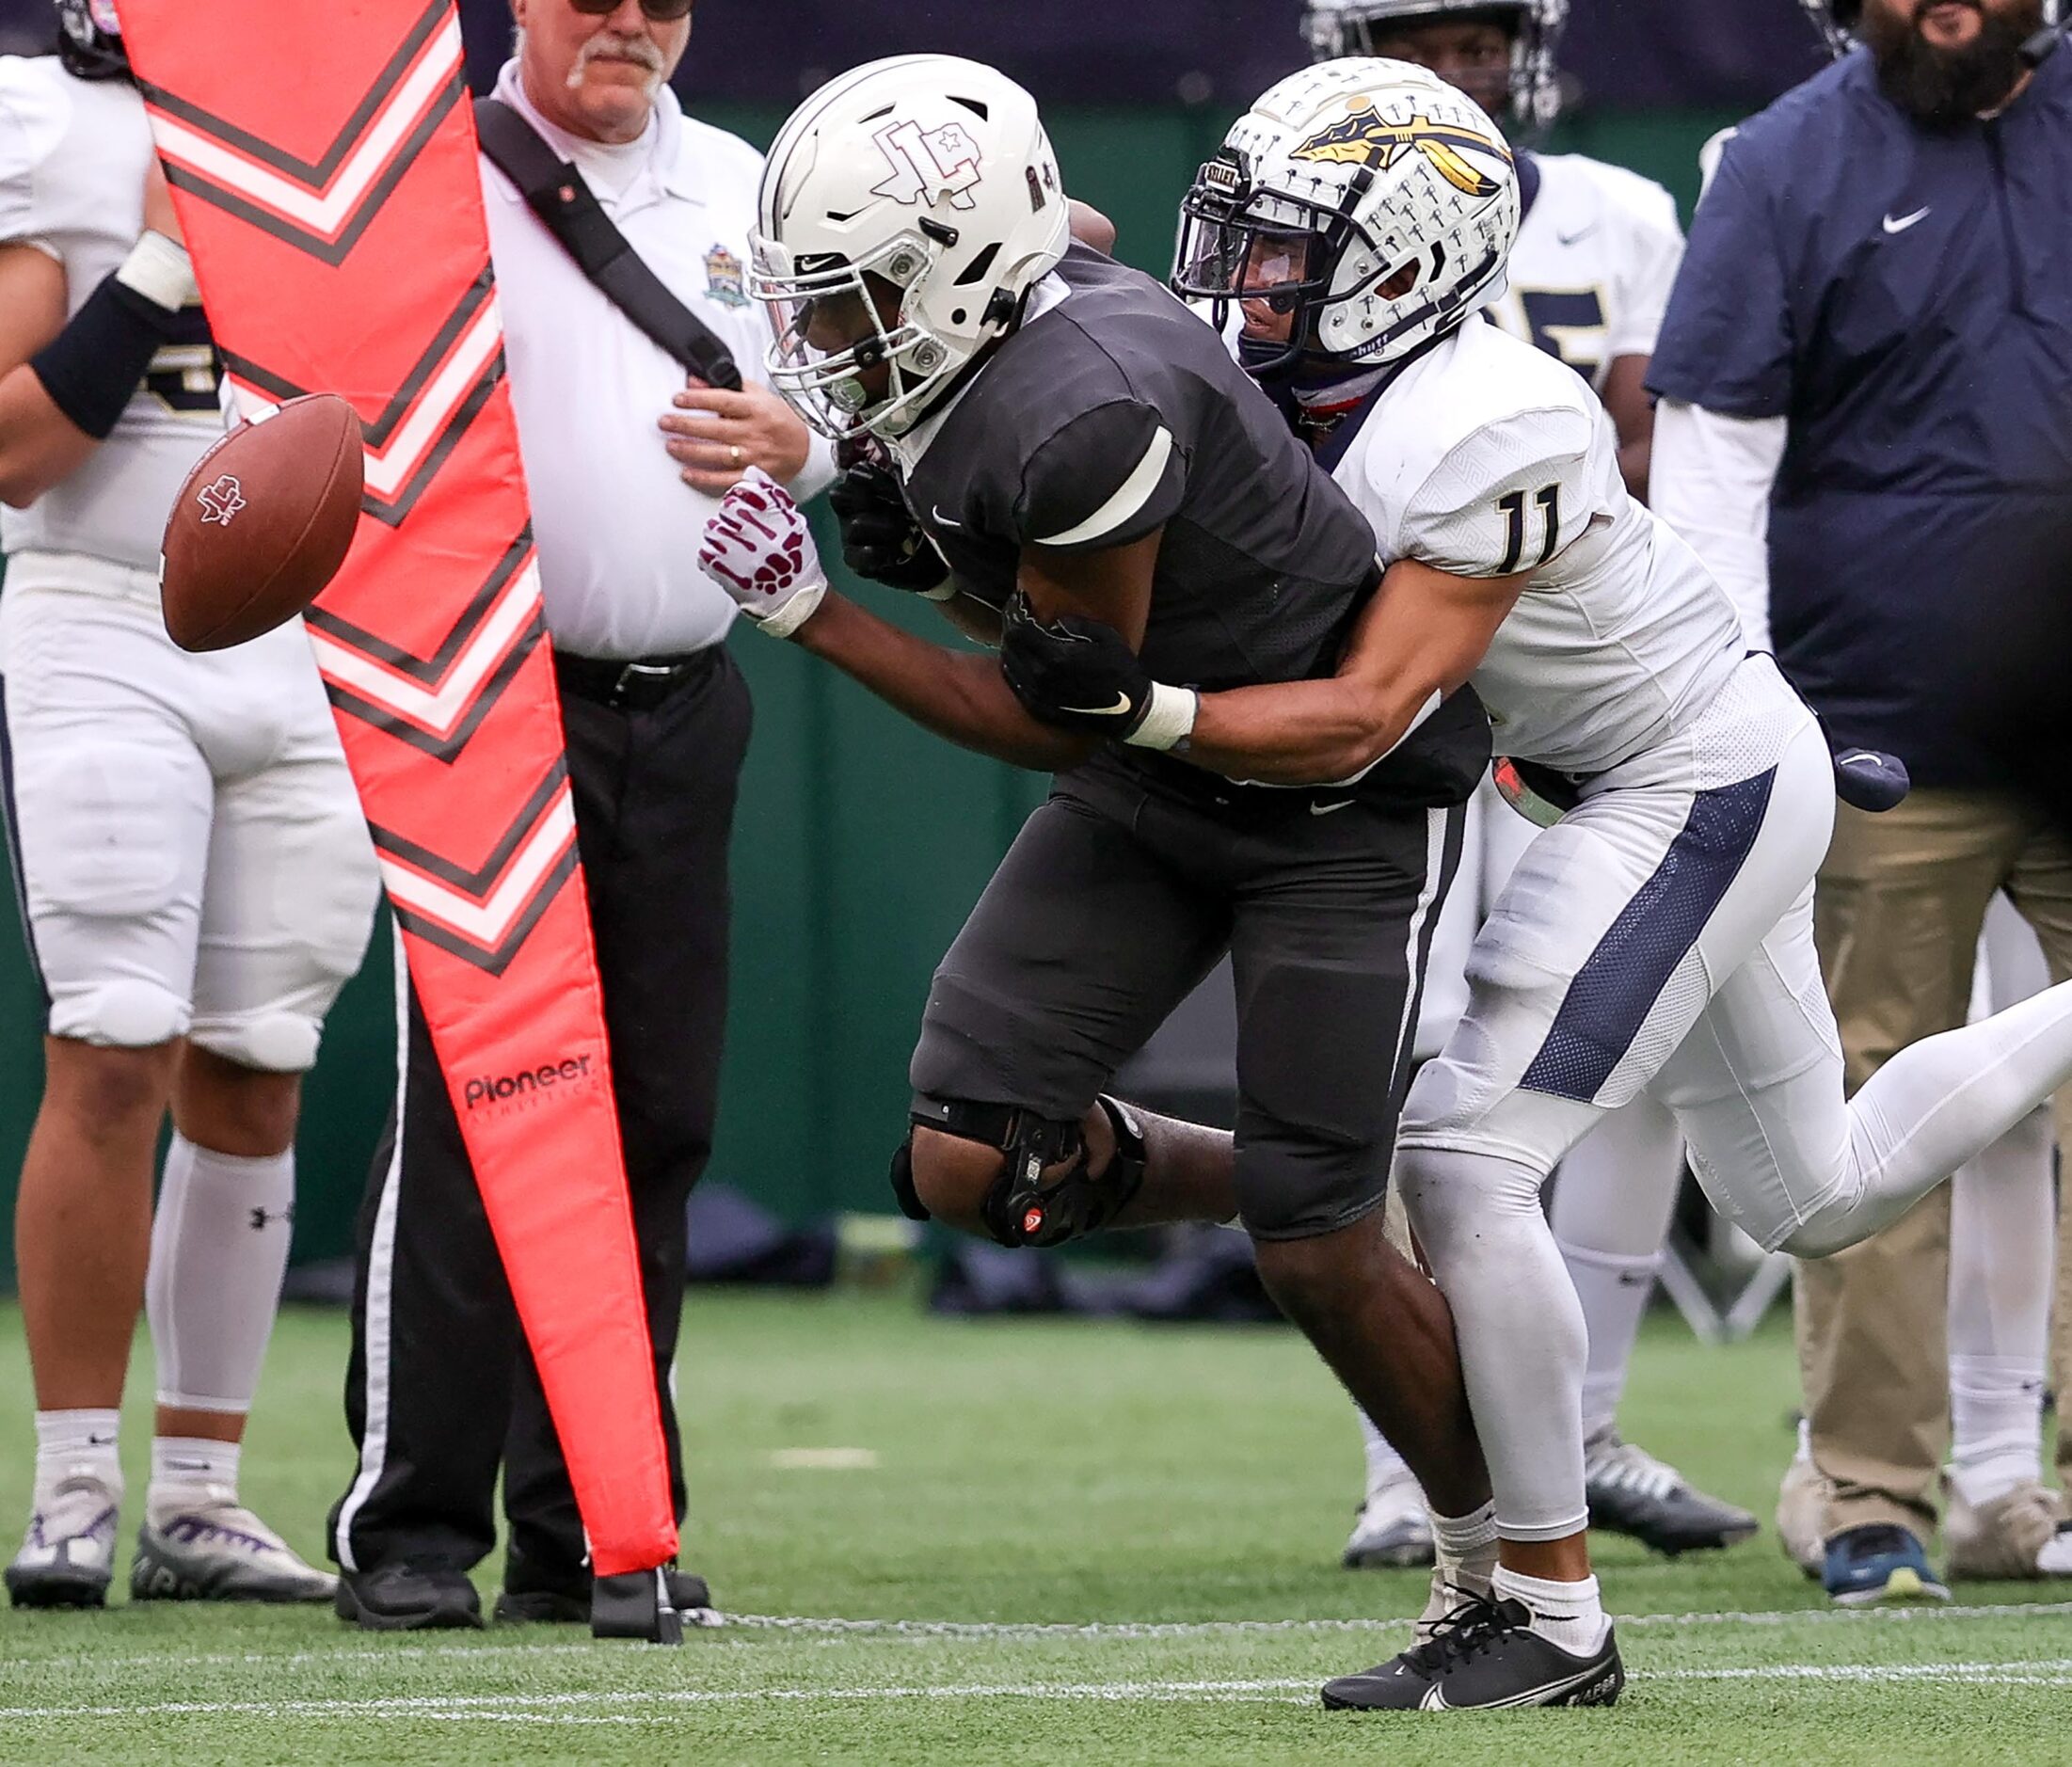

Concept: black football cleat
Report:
left=335, top=1558, right=483, bottom=1631
left=1585, top=1430, right=1759, bottom=1556
left=1322, top=1596, right=1624, bottom=1711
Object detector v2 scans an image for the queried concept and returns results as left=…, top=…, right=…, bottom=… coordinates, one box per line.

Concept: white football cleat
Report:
left=1344, top=1465, right=1436, bottom=1569
left=130, top=1486, right=337, bottom=1603
left=6, top=1473, right=120, bottom=1609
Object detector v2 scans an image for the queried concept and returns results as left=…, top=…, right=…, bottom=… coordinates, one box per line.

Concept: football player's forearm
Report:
left=793, top=592, right=1095, bottom=772
left=0, top=365, right=96, bottom=507
left=1187, top=675, right=1430, bottom=786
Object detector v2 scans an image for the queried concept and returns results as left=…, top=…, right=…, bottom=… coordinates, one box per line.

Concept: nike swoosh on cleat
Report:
left=1882, top=207, right=1930, bottom=234
left=1436, top=1658, right=1616, bottom=1711
left=1059, top=694, right=1134, bottom=716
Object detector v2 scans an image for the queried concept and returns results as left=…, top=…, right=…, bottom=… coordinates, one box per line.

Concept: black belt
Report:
left=552, top=646, right=722, bottom=712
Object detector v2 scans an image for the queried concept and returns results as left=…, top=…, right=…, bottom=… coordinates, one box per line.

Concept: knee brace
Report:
left=893, top=1096, right=1148, bottom=1249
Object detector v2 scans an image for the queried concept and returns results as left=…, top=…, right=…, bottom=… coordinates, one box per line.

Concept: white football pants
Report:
left=0, top=550, right=378, bottom=1070
left=1400, top=658, right=2072, bottom=1539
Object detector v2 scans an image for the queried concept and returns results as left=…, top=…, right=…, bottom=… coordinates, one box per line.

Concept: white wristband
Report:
left=1124, top=682, right=1198, bottom=752
left=757, top=581, right=826, bottom=640
left=116, top=231, right=199, bottom=312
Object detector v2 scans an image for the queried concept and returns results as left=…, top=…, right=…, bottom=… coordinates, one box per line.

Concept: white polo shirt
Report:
left=483, top=62, right=831, bottom=661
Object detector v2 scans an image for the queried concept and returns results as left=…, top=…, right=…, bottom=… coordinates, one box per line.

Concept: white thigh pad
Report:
left=14, top=740, right=199, bottom=923
left=9, top=738, right=208, bottom=1047
left=189, top=755, right=379, bottom=1073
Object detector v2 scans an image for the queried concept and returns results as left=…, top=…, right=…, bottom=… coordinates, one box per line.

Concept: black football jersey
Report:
left=900, top=246, right=1488, bottom=806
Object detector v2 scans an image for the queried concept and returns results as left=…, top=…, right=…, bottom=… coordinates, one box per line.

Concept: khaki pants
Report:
left=1796, top=790, right=2072, bottom=1540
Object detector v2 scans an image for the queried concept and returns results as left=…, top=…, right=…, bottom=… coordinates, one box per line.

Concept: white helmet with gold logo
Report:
left=1173, top=57, right=1519, bottom=370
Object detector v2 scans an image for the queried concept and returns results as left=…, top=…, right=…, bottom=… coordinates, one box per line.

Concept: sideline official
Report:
left=327, top=0, right=829, bottom=1630
left=1649, top=0, right=2072, bottom=1601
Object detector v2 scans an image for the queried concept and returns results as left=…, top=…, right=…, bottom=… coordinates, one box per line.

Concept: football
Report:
left=158, top=392, right=364, bottom=653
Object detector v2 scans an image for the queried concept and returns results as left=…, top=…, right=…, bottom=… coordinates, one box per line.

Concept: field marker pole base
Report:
left=592, top=1569, right=685, bottom=1646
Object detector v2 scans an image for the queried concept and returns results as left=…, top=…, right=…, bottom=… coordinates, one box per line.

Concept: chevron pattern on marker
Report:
left=372, top=762, right=580, bottom=977
left=221, top=272, right=504, bottom=527
left=303, top=540, right=544, bottom=761
left=140, top=0, right=464, bottom=266
left=119, top=0, right=678, bottom=1585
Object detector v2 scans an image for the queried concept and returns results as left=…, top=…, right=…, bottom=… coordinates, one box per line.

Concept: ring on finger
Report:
left=730, top=444, right=744, bottom=467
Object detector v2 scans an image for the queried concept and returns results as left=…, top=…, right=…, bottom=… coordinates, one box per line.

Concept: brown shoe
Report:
left=1944, top=1477, right=2068, bottom=1581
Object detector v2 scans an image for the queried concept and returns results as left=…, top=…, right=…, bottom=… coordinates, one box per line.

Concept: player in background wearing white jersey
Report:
left=0, top=2, right=379, bottom=1608
left=1002, top=56, right=2072, bottom=1708
left=1298, top=0, right=1754, bottom=1570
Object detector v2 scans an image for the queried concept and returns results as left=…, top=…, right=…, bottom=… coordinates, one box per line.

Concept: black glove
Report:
left=999, top=595, right=1156, bottom=736
left=827, top=451, right=950, bottom=595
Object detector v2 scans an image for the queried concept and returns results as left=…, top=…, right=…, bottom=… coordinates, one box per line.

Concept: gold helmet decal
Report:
left=1289, top=106, right=1511, bottom=198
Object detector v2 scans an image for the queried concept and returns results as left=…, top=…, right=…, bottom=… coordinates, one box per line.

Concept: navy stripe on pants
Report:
left=1520, top=768, right=1776, bottom=1103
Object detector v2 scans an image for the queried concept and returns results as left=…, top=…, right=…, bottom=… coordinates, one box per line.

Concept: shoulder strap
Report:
left=473, top=95, right=742, bottom=390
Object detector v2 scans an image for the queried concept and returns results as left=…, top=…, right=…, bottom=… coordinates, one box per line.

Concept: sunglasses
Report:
left=569, top=0, right=693, bottom=19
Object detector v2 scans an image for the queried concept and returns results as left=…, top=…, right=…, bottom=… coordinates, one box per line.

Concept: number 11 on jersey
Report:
left=1498, top=484, right=1562, bottom=575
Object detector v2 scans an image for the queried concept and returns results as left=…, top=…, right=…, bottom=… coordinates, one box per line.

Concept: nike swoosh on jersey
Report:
left=1310, top=799, right=1356, bottom=816
left=1059, top=693, right=1134, bottom=716
left=1882, top=207, right=1930, bottom=235
left=932, top=507, right=964, bottom=528
left=1555, top=224, right=1600, bottom=246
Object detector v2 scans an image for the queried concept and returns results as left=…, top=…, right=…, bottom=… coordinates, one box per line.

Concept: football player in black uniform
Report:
left=695, top=53, right=1494, bottom=1544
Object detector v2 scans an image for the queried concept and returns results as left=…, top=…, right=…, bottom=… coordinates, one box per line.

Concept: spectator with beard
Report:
left=1646, top=0, right=2072, bottom=1604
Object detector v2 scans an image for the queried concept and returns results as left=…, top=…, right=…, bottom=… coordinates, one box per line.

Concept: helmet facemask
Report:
left=1173, top=153, right=1390, bottom=374
left=752, top=232, right=973, bottom=441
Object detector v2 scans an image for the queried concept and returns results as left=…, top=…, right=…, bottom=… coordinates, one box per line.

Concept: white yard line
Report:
left=11, top=1662, right=2072, bottom=1727
left=0, top=1679, right=1320, bottom=1722
left=6, top=1598, right=2069, bottom=1676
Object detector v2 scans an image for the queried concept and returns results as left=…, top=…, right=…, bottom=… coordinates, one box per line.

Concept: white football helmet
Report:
left=1300, top=1, right=1568, bottom=129
left=751, top=55, right=1072, bottom=440
left=1172, top=58, right=1519, bottom=372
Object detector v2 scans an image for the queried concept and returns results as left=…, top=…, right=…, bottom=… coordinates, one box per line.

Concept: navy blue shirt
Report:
left=1648, top=45, right=2072, bottom=787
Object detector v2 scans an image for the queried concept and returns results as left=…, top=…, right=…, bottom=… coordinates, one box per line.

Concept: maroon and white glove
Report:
left=697, top=467, right=828, bottom=638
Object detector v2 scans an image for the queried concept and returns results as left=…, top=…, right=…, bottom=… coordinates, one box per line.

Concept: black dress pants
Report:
left=327, top=646, right=750, bottom=1581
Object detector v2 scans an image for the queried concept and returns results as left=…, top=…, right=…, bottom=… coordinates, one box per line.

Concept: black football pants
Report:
left=327, top=646, right=749, bottom=1583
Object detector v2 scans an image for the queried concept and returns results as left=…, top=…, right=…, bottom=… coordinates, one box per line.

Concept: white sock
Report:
left=148, top=1437, right=241, bottom=1521
left=1794, top=1416, right=1813, bottom=1468
left=33, top=1409, right=122, bottom=1502
left=1401, top=1145, right=1589, bottom=1540
left=1558, top=1242, right=1661, bottom=1445
left=1358, top=1409, right=1416, bottom=1499
left=1492, top=1564, right=1609, bottom=1655
left=1948, top=1357, right=2045, bottom=1507
left=147, top=1135, right=295, bottom=1413
left=1430, top=1501, right=1498, bottom=1595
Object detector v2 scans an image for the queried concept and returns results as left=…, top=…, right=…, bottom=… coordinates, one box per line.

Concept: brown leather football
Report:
left=159, top=392, right=364, bottom=652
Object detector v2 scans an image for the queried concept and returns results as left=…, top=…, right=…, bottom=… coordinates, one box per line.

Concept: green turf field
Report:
left=2, top=1289, right=2068, bottom=1765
